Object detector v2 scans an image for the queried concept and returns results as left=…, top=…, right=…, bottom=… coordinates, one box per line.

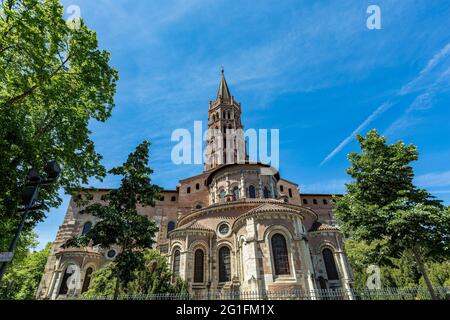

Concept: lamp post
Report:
left=0, top=161, right=61, bottom=282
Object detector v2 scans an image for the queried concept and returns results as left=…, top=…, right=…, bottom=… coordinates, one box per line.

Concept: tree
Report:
left=0, top=0, right=118, bottom=249
left=64, top=141, right=162, bottom=299
left=82, top=249, right=188, bottom=298
left=0, top=239, right=51, bottom=300
left=334, top=130, right=450, bottom=299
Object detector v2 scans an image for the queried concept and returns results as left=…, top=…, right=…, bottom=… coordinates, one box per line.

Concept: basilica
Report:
left=36, top=71, right=354, bottom=299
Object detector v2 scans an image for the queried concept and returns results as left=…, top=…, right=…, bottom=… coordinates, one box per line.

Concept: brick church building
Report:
left=36, top=71, right=353, bottom=299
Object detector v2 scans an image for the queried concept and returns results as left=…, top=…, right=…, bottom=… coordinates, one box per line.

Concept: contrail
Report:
left=320, top=101, right=393, bottom=166
left=320, top=42, right=450, bottom=166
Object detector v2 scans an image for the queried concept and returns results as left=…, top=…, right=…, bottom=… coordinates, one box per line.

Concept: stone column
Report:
left=178, top=235, right=189, bottom=281
left=269, top=177, right=275, bottom=198
left=240, top=171, right=246, bottom=199
left=298, top=228, right=317, bottom=300
left=50, top=271, right=62, bottom=300
left=335, top=235, right=354, bottom=299
left=243, top=218, right=261, bottom=294
left=212, top=180, right=218, bottom=204
left=294, top=217, right=316, bottom=300
left=257, top=174, right=263, bottom=199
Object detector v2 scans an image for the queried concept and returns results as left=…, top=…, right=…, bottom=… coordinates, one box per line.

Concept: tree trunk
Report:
left=411, top=247, right=437, bottom=300
left=113, top=275, right=120, bottom=300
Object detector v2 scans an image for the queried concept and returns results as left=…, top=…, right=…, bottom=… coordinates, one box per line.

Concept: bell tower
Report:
left=205, top=69, right=247, bottom=171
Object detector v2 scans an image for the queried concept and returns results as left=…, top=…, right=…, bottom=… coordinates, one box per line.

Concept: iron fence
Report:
left=69, top=287, right=450, bottom=301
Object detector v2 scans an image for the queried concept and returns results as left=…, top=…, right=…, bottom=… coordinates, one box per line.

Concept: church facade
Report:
left=37, top=72, right=354, bottom=299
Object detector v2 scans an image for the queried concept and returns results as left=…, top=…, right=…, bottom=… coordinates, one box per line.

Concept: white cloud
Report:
left=415, top=170, right=450, bottom=188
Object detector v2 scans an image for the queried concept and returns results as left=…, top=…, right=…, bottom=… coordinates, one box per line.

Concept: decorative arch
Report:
left=58, top=261, right=79, bottom=295
left=322, top=247, right=340, bottom=281
left=218, top=188, right=226, bottom=203
left=172, top=248, right=181, bottom=277
left=167, top=221, right=176, bottom=238
left=218, top=246, right=232, bottom=282
left=81, top=221, right=92, bottom=235
left=170, top=240, right=186, bottom=253
left=81, top=266, right=94, bottom=293
left=248, top=185, right=256, bottom=198
left=194, top=249, right=205, bottom=283
left=264, top=225, right=295, bottom=279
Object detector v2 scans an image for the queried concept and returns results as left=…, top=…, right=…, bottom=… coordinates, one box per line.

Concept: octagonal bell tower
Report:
left=205, top=69, right=247, bottom=171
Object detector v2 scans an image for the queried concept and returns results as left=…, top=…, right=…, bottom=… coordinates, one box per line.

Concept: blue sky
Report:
left=35, top=0, right=450, bottom=249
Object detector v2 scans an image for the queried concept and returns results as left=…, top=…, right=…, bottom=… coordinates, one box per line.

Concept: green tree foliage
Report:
left=346, top=239, right=450, bottom=290
left=335, top=130, right=450, bottom=299
left=82, top=249, right=188, bottom=298
left=0, top=240, right=51, bottom=299
left=64, top=141, right=162, bottom=299
left=0, top=0, right=118, bottom=247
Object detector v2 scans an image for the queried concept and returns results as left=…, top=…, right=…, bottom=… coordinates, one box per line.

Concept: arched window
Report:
left=82, top=267, right=93, bottom=293
left=288, top=188, right=293, bottom=198
left=219, top=189, right=226, bottom=203
left=167, top=221, right=176, bottom=238
left=58, top=265, right=76, bottom=295
left=196, top=183, right=200, bottom=190
left=322, top=248, right=339, bottom=280
left=248, top=185, right=256, bottom=198
left=271, top=234, right=290, bottom=275
left=194, top=249, right=204, bottom=283
left=219, top=247, right=231, bottom=282
left=172, top=250, right=181, bottom=277
left=280, top=185, right=284, bottom=192
left=82, top=222, right=92, bottom=235
left=303, top=199, right=308, bottom=205
left=313, top=199, right=318, bottom=205
left=187, top=187, right=191, bottom=194
left=232, top=186, right=240, bottom=201
left=263, top=186, right=270, bottom=199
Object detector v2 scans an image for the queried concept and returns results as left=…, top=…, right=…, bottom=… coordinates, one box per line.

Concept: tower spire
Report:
left=217, top=67, right=231, bottom=102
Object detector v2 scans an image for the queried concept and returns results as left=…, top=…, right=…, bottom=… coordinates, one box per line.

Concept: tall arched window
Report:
left=172, top=250, right=181, bottom=277
left=219, top=189, right=226, bottom=203
left=263, top=186, right=270, bottom=199
left=322, top=248, right=339, bottom=280
left=248, top=185, right=256, bottom=198
left=167, top=221, right=176, bottom=238
left=58, top=265, right=76, bottom=295
left=82, top=267, right=93, bottom=293
left=82, top=222, right=92, bottom=235
left=219, top=247, right=231, bottom=282
left=271, top=234, right=290, bottom=275
left=232, top=186, right=240, bottom=201
left=194, top=249, right=204, bottom=283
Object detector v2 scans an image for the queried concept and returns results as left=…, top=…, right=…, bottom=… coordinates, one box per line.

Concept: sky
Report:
left=34, top=0, right=450, bottom=249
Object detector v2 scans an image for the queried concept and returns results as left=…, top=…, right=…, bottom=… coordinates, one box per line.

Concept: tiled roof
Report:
left=246, top=203, right=299, bottom=215
left=175, top=220, right=214, bottom=232
left=308, top=221, right=340, bottom=232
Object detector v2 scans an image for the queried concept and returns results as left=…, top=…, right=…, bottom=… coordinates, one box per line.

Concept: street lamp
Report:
left=0, top=161, right=61, bottom=282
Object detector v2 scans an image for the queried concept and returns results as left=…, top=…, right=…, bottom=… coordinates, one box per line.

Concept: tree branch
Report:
left=2, top=54, right=72, bottom=107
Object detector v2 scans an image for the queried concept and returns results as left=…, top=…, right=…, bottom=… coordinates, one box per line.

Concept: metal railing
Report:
left=67, top=287, right=450, bottom=300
